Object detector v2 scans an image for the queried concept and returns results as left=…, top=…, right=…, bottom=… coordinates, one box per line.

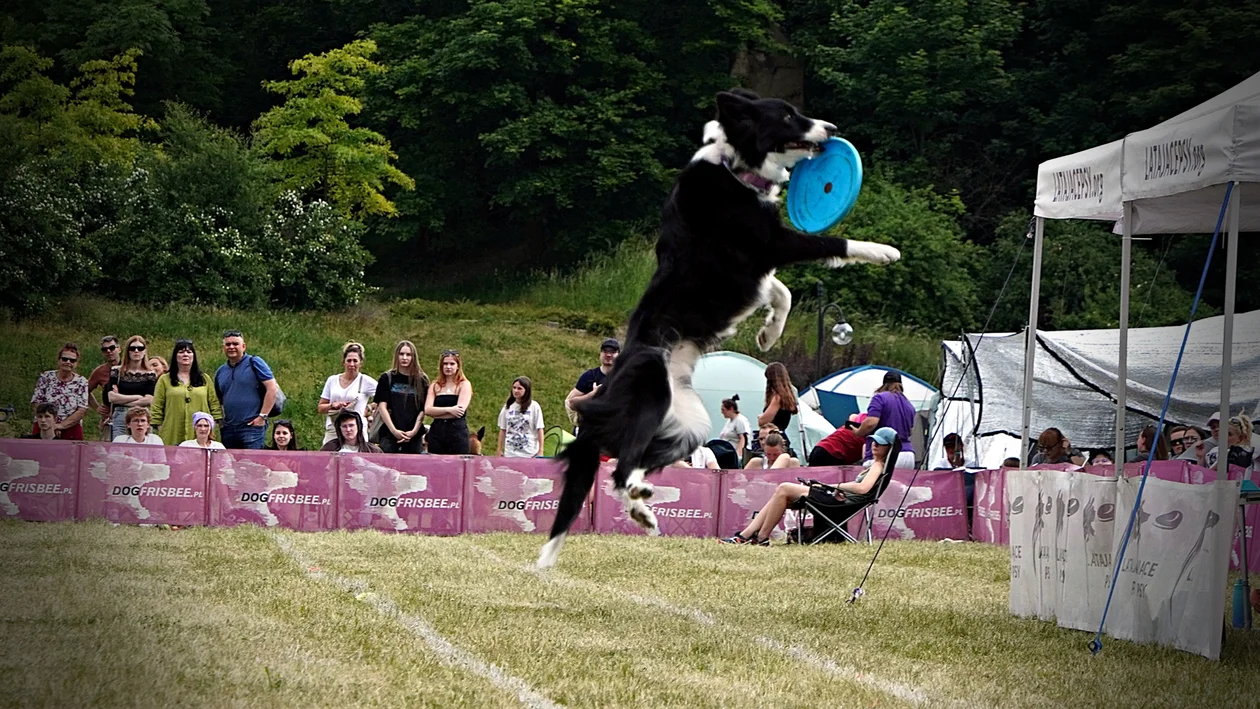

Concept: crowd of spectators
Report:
left=22, top=332, right=1255, bottom=479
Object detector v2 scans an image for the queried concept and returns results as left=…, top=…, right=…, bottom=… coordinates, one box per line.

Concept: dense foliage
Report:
left=1, top=0, right=1255, bottom=328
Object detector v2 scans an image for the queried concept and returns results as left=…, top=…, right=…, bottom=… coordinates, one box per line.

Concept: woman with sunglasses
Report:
left=29, top=343, right=90, bottom=440
left=424, top=349, right=473, bottom=454
left=150, top=339, right=224, bottom=447
left=105, top=335, right=158, bottom=439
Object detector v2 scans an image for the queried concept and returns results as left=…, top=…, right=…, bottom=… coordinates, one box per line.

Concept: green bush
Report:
left=0, top=159, right=100, bottom=317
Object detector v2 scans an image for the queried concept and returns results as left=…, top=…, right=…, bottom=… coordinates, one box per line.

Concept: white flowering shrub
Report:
left=0, top=160, right=101, bottom=316
left=264, top=192, right=372, bottom=310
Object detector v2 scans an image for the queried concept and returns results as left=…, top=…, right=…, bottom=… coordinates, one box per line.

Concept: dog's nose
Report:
left=823, top=122, right=838, bottom=137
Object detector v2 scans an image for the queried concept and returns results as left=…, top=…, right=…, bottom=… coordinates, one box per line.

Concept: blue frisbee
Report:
left=787, top=137, right=863, bottom=233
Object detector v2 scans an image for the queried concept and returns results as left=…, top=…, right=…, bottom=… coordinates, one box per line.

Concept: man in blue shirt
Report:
left=214, top=329, right=280, bottom=449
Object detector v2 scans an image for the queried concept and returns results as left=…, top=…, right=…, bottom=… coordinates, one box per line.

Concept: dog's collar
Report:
left=722, top=158, right=775, bottom=194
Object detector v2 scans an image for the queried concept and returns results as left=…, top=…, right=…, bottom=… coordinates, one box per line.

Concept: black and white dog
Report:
left=537, top=90, right=900, bottom=567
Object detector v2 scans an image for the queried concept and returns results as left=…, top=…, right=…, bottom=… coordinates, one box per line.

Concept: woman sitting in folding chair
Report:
left=719, top=427, right=896, bottom=546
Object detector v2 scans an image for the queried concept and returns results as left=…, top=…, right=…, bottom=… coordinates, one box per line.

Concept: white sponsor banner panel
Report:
left=1103, top=476, right=1238, bottom=659
left=1007, top=470, right=1041, bottom=618
left=1058, top=474, right=1118, bottom=632
left=463, top=457, right=592, bottom=534
left=0, top=438, right=79, bottom=522
left=208, top=450, right=338, bottom=531
left=1040, top=471, right=1073, bottom=622
left=78, top=443, right=208, bottom=525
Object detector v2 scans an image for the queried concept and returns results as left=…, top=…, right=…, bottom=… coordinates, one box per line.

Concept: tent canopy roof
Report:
left=1035, top=70, right=1260, bottom=233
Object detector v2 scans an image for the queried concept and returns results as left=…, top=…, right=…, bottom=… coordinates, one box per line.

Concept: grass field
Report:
left=3, top=521, right=1259, bottom=708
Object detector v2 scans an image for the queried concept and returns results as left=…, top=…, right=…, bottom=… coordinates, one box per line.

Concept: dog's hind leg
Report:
left=537, top=434, right=601, bottom=569
left=617, top=466, right=659, bottom=534
left=756, top=276, right=792, bottom=352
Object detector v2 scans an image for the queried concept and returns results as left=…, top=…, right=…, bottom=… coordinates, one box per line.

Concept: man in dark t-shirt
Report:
left=565, top=338, right=619, bottom=433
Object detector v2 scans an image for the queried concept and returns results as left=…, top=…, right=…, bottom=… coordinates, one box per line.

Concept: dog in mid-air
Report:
left=537, top=89, right=900, bottom=568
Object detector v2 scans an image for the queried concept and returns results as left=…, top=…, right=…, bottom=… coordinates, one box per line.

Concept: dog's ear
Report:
left=476, top=425, right=486, bottom=441
left=716, top=91, right=755, bottom=122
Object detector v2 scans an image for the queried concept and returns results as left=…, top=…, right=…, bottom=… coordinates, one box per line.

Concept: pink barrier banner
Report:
left=0, top=439, right=79, bottom=522
left=208, top=450, right=338, bottom=531
left=463, top=457, right=591, bottom=534
left=77, top=443, right=208, bottom=525
left=593, top=466, right=721, bottom=537
left=972, top=469, right=1007, bottom=545
left=1122, top=460, right=1218, bottom=484
left=1226, top=466, right=1259, bottom=572
left=854, top=469, right=968, bottom=541
left=338, top=453, right=464, bottom=534
left=717, top=466, right=852, bottom=539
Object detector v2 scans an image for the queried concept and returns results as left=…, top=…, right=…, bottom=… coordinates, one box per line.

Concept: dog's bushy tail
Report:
left=547, top=433, right=601, bottom=541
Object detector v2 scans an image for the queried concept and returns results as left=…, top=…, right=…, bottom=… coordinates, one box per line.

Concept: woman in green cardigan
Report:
left=150, top=339, right=223, bottom=446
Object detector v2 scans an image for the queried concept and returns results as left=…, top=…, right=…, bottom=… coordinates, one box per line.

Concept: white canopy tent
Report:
left=1030, top=70, right=1260, bottom=485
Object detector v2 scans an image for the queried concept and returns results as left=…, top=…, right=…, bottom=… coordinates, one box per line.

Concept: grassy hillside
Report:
left=1, top=242, right=944, bottom=441
left=0, top=298, right=602, bottom=448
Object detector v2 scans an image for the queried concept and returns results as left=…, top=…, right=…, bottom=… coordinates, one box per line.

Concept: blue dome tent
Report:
left=800, top=365, right=940, bottom=463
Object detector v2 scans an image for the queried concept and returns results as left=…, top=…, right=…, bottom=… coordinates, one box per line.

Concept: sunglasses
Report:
left=101, top=344, right=118, bottom=352
left=128, top=345, right=146, bottom=352
left=442, top=349, right=460, bottom=357
left=222, top=330, right=243, bottom=339
left=60, top=356, right=78, bottom=363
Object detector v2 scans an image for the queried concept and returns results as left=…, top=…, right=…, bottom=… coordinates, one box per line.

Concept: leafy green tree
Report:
left=367, top=0, right=779, bottom=264
left=778, top=175, right=984, bottom=334
left=980, top=212, right=1214, bottom=332
left=788, top=0, right=1023, bottom=235
left=252, top=39, right=414, bottom=219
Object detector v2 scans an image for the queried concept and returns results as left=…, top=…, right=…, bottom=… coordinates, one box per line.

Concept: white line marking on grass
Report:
left=270, top=534, right=565, bottom=709
left=464, top=542, right=950, bottom=708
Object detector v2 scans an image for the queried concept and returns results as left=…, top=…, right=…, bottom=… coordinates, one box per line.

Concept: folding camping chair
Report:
left=792, top=435, right=900, bottom=545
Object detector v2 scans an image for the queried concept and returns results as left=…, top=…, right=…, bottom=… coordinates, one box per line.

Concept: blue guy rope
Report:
left=1089, top=182, right=1234, bottom=655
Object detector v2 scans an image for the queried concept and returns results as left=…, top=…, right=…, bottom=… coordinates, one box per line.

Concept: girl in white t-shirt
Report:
left=318, top=342, right=378, bottom=445
left=496, top=376, right=545, bottom=457
left=718, top=395, right=752, bottom=460
left=180, top=411, right=226, bottom=449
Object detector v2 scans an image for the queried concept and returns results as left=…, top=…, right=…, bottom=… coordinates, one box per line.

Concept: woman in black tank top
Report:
left=424, top=349, right=473, bottom=454
left=754, top=362, right=798, bottom=454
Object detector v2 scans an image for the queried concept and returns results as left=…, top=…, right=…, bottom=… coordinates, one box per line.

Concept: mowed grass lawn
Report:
left=4, top=521, right=1260, bottom=708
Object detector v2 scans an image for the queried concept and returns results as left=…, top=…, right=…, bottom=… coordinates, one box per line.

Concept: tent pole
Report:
left=1222, top=182, right=1244, bottom=627
left=1020, top=217, right=1045, bottom=467
left=1116, top=203, right=1132, bottom=477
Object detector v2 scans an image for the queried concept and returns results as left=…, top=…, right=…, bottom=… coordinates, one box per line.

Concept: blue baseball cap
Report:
left=868, top=427, right=897, bottom=446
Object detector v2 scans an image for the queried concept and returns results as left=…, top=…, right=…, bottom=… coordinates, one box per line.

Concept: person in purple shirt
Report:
left=853, top=370, right=917, bottom=469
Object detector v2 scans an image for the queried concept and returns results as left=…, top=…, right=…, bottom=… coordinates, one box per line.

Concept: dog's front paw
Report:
left=845, top=241, right=900, bottom=266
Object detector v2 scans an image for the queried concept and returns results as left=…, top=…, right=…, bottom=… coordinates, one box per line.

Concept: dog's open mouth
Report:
left=783, top=140, right=824, bottom=154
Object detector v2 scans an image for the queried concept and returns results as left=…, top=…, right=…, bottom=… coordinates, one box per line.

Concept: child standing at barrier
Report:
left=496, top=376, right=545, bottom=458
left=180, top=412, right=226, bottom=450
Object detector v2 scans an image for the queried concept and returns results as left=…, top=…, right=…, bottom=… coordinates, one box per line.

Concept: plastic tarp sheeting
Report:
left=692, top=351, right=835, bottom=454
left=932, top=311, right=1260, bottom=469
